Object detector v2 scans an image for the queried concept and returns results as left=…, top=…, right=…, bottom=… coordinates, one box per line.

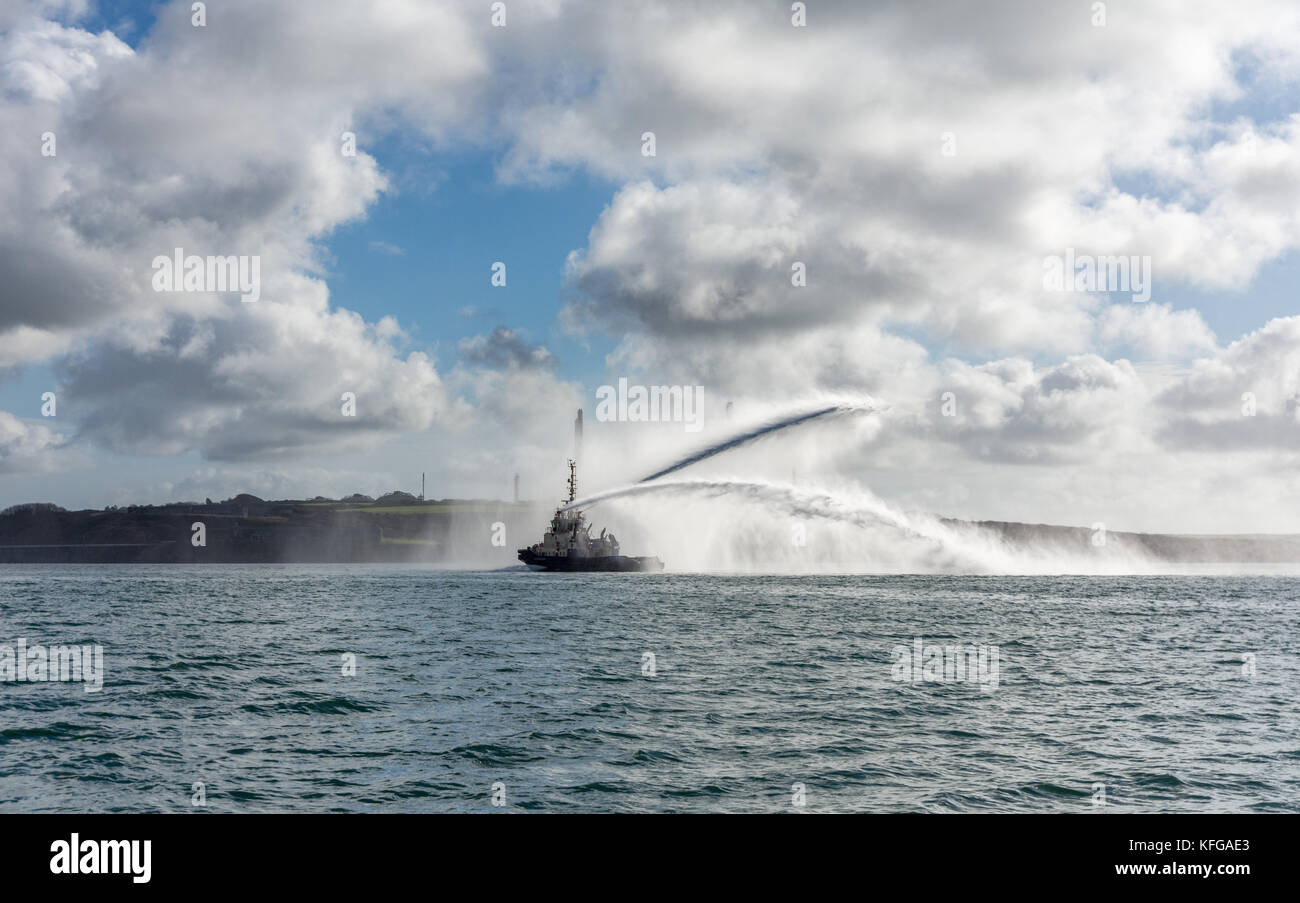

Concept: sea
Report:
left=1, top=565, right=1297, bottom=813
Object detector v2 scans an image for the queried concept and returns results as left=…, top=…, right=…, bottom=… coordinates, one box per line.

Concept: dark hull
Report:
left=518, top=549, right=664, bottom=572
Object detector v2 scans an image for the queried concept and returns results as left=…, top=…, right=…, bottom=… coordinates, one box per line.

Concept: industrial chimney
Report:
left=574, top=408, right=584, bottom=462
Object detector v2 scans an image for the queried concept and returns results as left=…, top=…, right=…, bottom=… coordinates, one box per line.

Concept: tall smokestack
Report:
left=574, top=408, right=583, bottom=463
left=513, top=473, right=519, bottom=503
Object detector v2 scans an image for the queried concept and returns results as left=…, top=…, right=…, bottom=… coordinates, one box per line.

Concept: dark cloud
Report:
left=458, top=326, right=555, bottom=371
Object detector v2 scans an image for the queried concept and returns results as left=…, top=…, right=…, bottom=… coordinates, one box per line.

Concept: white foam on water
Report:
left=566, top=477, right=1173, bottom=574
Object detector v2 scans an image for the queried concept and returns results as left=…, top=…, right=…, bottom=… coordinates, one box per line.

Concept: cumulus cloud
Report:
left=1097, top=303, right=1219, bottom=360
left=56, top=308, right=442, bottom=460
left=0, top=0, right=487, bottom=462
left=927, top=355, right=1149, bottom=465
left=529, top=0, right=1300, bottom=359
left=0, top=411, right=73, bottom=474
left=1155, top=317, right=1300, bottom=451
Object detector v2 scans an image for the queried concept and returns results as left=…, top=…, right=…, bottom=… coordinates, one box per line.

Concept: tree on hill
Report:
left=223, top=493, right=265, bottom=505
left=1, top=502, right=66, bottom=515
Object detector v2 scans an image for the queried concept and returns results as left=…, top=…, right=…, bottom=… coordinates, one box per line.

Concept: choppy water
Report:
left=0, top=565, right=1297, bottom=812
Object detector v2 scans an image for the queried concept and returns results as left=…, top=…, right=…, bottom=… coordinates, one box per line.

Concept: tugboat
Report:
left=518, top=460, right=664, bottom=572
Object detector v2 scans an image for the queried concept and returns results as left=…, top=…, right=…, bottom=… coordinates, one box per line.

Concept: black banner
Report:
left=0, top=813, right=1279, bottom=890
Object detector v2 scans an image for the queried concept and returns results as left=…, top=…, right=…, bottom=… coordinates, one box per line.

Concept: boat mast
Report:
left=566, top=458, right=577, bottom=504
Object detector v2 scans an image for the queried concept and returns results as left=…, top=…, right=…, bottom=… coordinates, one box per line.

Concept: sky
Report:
left=3, top=0, right=1300, bottom=534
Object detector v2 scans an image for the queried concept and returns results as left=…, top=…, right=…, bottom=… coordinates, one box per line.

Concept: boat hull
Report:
left=518, top=549, right=664, bottom=572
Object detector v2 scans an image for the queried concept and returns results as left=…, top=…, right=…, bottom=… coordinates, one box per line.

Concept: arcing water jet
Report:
left=635, top=398, right=879, bottom=483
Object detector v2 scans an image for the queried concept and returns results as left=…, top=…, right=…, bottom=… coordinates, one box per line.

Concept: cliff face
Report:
left=0, top=508, right=365, bottom=563
left=0, top=501, right=549, bottom=564
left=943, top=519, right=1300, bottom=564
